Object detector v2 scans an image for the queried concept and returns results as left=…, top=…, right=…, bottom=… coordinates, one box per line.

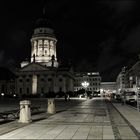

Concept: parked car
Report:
left=125, top=91, right=137, bottom=103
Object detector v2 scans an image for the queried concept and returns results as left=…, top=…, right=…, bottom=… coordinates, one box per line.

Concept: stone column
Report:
left=32, top=75, right=37, bottom=95
left=54, top=41, right=57, bottom=60
left=49, top=40, right=51, bottom=58
left=47, top=98, right=56, bottom=114
left=18, top=100, right=32, bottom=123
left=36, top=40, right=38, bottom=56
left=42, top=39, right=44, bottom=56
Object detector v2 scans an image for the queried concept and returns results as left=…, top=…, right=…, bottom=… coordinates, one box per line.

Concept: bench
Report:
left=0, top=107, right=41, bottom=120
left=0, top=109, right=19, bottom=120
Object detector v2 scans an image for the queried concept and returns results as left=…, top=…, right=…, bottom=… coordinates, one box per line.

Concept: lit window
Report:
left=38, top=40, right=42, bottom=47
left=44, top=40, right=49, bottom=48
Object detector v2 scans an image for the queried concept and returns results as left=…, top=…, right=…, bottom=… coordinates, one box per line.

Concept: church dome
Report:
left=33, top=18, right=55, bottom=38
left=35, top=18, right=54, bottom=29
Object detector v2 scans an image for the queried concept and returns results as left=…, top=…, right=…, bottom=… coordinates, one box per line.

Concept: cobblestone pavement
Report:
left=0, top=98, right=139, bottom=139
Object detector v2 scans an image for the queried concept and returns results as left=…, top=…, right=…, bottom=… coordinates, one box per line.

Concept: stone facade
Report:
left=15, top=63, right=74, bottom=95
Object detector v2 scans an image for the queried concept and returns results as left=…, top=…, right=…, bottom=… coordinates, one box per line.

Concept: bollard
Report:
left=47, top=98, right=56, bottom=114
left=18, top=100, right=32, bottom=123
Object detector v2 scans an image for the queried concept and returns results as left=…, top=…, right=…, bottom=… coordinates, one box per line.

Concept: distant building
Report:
left=15, top=18, right=74, bottom=96
left=100, top=82, right=116, bottom=96
left=116, top=67, right=126, bottom=94
left=124, top=55, right=140, bottom=90
left=74, top=72, right=101, bottom=93
left=116, top=56, right=140, bottom=94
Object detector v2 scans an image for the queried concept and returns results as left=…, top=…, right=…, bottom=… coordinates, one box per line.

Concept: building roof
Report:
left=75, top=72, right=100, bottom=77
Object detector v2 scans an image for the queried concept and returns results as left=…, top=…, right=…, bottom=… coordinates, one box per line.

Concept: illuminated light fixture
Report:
left=1, top=93, right=4, bottom=96
left=13, top=94, right=16, bottom=97
left=129, top=76, right=133, bottom=80
left=81, top=81, right=89, bottom=99
left=100, top=89, right=103, bottom=92
left=81, top=81, right=89, bottom=88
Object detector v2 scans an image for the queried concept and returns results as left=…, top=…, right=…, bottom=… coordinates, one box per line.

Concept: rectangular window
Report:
left=19, top=88, right=22, bottom=94
left=27, top=87, right=29, bottom=94
left=41, top=78, right=45, bottom=82
left=41, top=87, right=44, bottom=93
left=59, top=78, right=63, bottom=82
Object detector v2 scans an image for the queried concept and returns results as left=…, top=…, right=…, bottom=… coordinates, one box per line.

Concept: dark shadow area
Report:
left=56, top=110, right=66, bottom=114
left=32, top=117, right=46, bottom=122
left=0, top=120, right=14, bottom=125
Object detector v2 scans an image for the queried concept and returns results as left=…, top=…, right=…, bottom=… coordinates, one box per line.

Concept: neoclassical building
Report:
left=15, top=18, right=74, bottom=96
left=74, top=72, right=101, bottom=93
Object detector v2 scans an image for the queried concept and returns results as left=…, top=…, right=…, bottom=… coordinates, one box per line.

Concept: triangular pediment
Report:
left=20, top=63, right=48, bottom=72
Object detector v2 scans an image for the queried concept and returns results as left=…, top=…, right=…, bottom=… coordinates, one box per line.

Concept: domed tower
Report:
left=30, top=18, right=58, bottom=67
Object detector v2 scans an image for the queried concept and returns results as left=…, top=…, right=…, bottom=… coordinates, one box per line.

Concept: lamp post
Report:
left=136, top=76, right=140, bottom=112
left=100, top=89, right=103, bottom=98
left=1, top=93, right=4, bottom=100
left=137, top=87, right=140, bottom=112
left=81, top=81, right=89, bottom=99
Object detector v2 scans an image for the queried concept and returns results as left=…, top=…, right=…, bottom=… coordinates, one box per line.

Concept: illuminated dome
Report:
left=30, top=17, right=58, bottom=68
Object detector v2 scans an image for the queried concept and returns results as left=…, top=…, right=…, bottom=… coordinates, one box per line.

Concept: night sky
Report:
left=0, top=0, right=140, bottom=81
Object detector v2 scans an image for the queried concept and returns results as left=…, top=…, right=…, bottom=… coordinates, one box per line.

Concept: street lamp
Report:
left=13, top=94, right=16, bottom=97
left=1, top=93, right=4, bottom=100
left=100, top=89, right=103, bottom=98
left=1, top=93, right=4, bottom=96
left=81, top=81, right=89, bottom=98
left=137, top=87, right=140, bottom=112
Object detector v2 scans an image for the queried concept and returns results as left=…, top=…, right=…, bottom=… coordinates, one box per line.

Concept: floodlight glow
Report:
left=100, top=89, right=103, bottom=92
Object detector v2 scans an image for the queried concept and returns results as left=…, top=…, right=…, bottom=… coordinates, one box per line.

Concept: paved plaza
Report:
left=0, top=98, right=140, bottom=139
